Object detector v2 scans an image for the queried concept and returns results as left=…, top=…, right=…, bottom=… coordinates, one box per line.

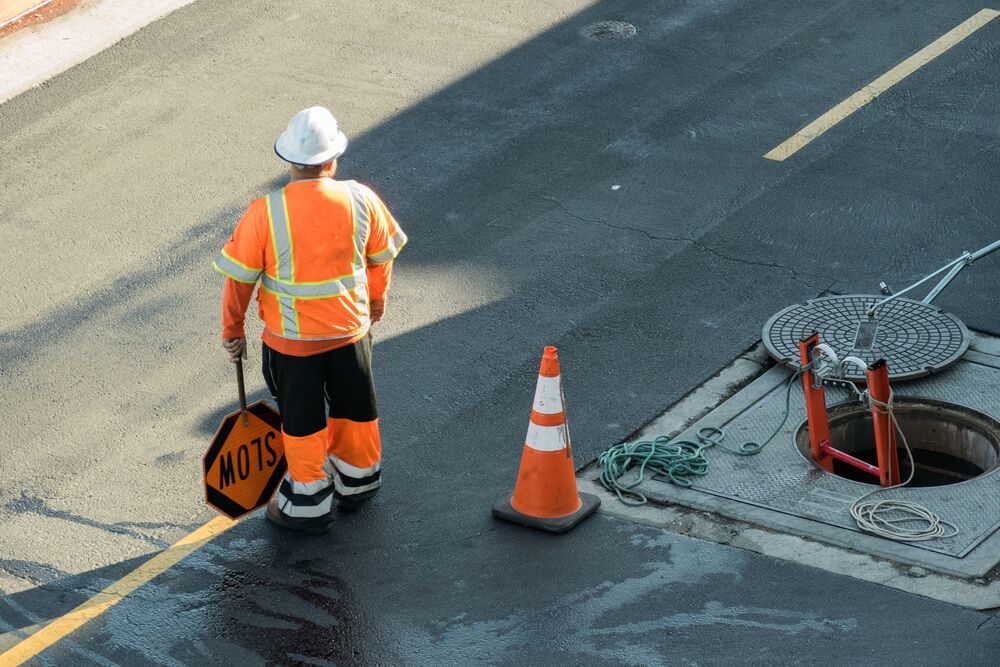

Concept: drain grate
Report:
left=763, top=295, right=970, bottom=381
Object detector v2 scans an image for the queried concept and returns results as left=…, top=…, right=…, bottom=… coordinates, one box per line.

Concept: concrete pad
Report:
left=585, top=333, right=1000, bottom=594
left=643, top=355, right=1000, bottom=573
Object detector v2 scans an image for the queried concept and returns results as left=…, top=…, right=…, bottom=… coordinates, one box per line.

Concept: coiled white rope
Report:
left=849, top=389, right=959, bottom=542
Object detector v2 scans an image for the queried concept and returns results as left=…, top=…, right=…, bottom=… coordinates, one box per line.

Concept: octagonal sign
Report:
left=203, top=401, right=286, bottom=519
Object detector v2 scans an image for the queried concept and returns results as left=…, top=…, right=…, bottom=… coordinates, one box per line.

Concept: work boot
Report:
left=336, top=489, right=378, bottom=513
left=265, top=498, right=333, bottom=535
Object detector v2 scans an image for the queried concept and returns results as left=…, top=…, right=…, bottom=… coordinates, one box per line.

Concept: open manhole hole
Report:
left=580, top=20, right=637, bottom=41
left=795, top=399, right=1000, bottom=487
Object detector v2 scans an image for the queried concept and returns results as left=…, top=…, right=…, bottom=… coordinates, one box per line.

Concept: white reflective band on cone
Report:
left=525, top=422, right=570, bottom=452
left=532, top=375, right=564, bottom=414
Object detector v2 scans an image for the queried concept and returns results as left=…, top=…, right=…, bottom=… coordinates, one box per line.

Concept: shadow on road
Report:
left=4, top=0, right=1000, bottom=662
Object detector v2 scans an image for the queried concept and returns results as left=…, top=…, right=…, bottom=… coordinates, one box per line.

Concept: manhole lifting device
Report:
left=799, top=332, right=901, bottom=487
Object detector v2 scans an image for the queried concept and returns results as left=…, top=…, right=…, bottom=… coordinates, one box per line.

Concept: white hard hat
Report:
left=274, top=106, right=348, bottom=166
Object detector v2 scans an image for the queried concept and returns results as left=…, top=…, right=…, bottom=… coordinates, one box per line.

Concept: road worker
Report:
left=213, top=106, right=407, bottom=534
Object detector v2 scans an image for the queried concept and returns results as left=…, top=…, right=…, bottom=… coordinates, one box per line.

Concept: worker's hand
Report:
left=370, top=300, right=387, bottom=324
left=222, top=337, right=247, bottom=363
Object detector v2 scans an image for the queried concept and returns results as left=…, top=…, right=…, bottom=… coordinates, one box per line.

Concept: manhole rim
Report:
left=762, top=294, right=971, bottom=382
left=791, top=397, right=1000, bottom=489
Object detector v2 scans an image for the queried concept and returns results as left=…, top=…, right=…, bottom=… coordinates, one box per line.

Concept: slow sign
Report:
left=203, top=400, right=286, bottom=519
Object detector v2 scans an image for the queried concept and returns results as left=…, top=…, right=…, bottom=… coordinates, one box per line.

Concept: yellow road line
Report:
left=764, top=8, right=1000, bottom=161
left=0, top=516, right=236, bottom=666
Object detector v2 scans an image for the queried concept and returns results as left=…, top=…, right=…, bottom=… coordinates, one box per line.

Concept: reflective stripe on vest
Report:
left=262, top=184, right=376, bottom=340
left=346, top=181, right=371, bottom=269
left=212, top=249, right=262, bottom=283
left=367, top=228, right=408, bottom=265
left=266, top=190, right=300, bottom=337
left=260, top=269, right=365, bottom=299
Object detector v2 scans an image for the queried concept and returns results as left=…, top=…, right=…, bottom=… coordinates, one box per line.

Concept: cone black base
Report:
left=491, top=492, right=600, bottom=534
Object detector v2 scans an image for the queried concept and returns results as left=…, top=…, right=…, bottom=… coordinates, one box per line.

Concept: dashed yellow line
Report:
left=765, top=8, right=1000, bottom=161
left=0, top=516, right=235, bottom=666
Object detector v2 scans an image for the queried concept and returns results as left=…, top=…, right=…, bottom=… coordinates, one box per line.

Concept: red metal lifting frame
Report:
left=798, top=332, right=900, bottom=487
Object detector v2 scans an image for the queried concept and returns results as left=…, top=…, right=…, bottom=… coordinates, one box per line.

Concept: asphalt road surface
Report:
left=1, top=0, right=999, bottom=664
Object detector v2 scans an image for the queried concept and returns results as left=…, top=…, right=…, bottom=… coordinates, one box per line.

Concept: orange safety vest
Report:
left=213, top=179, right=407, bottom=340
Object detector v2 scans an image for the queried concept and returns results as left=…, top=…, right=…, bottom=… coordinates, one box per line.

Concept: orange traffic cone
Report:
left=492, top=346, right=600, bottom=533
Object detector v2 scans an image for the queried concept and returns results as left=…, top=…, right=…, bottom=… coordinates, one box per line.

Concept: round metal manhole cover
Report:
left=580, top=20, right=637, bottom=41
left=763, top=295, right=970, bottom=382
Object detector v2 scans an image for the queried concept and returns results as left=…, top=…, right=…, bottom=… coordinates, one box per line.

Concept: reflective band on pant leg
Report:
left=326, top=418, right=382, bottom=497
left=327, top=451, right=382, bottom=496
left=277, top=473, right=335, bottom=518
left=332, top=469, right=381, bottom=497
left=278, top=429, right=333, bottom=518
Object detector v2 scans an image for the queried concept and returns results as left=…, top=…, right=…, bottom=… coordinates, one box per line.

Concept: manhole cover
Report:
left=580, top=20, right=637, bottom=41
left=763, top=295, right=970, bottom=381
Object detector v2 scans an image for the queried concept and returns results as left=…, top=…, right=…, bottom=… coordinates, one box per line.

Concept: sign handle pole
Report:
left=235, top=359, right=249, bottom=426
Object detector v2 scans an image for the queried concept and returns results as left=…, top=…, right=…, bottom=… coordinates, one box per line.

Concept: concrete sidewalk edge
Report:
left=0, top=0, right=197, bottom=105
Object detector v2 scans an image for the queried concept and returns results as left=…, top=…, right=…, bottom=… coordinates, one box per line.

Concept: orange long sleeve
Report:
left=367, top=260, right=393, bottom=302
left=222, top=278, right=255, bottom=339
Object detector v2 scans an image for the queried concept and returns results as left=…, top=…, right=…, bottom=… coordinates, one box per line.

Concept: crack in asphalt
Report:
left=976, top=614, right=999, bottom=630
left=537, top=194, right=831, bottom=291
left=460, top=333, right=518, bottom=369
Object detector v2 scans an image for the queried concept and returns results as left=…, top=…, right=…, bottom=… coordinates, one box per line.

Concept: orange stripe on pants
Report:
left=327, top=418, right=381, bottom=469
left=283, top=429, right=329, bottom=483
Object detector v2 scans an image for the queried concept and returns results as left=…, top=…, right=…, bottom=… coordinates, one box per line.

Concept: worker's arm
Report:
left=221, top=278, right=255, bottom=361
left=360, top=184, right=406, bottom=325
left=213, top=200, right=266, bottom=361
left=367, top=261, right=393, bottom=324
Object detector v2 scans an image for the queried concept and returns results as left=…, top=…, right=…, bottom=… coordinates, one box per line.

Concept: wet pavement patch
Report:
left=603, top=334, right=1000, bottom=578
